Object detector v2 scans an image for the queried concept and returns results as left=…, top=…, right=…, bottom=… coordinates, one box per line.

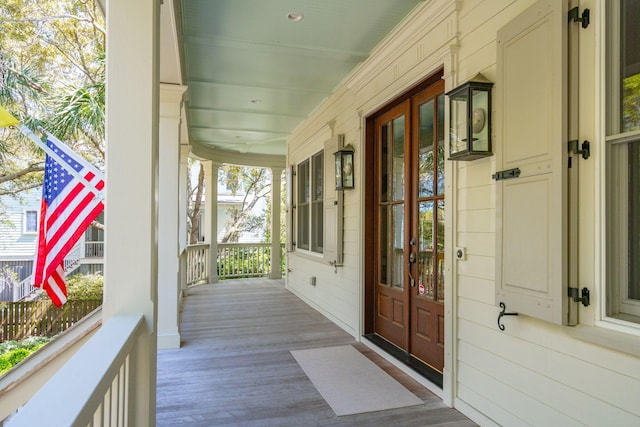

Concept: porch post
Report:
left=203, top=161, right=220, bottom=283
left=178, top=144, right=190, bottom=294
left=269, top=167, right=283, bottom=279
left=157, top=83, right=187, bottom=349
left=103, top=0, right=159, bottom=424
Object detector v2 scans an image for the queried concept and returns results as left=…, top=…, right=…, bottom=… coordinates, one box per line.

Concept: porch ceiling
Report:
left=176, top=0, right=425, bottom=157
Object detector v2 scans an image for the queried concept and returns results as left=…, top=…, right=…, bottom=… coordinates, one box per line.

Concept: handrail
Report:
left=7, top=314, right=145, bottom=426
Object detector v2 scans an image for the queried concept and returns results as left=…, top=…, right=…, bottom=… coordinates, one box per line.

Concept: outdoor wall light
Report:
left=447, top=73, right=493, bottom=160
left=334, top=144, right=355, bottom=190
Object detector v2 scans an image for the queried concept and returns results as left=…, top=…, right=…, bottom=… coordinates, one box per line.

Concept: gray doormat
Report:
left=291, top=345, right=423, bottom=416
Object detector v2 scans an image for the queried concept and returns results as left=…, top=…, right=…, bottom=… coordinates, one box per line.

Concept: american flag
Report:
left=32, top=134, right=104, bottom=306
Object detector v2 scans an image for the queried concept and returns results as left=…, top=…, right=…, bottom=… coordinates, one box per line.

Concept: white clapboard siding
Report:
left=284, top=0, right=640, bottom=425
left=0, top=191, right=41, bottom=259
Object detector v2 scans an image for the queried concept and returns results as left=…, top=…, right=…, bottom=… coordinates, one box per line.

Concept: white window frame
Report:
left=602, top=0, right=640, bottom=327
left=296, top=151, right=323, bottom=254
left=23, top=210, right=38, bottom=234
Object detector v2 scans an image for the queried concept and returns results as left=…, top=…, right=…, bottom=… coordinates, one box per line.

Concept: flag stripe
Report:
left=44, top=265, right=67, bottom=307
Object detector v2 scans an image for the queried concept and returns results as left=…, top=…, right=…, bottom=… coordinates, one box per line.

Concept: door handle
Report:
left=408, top=252, right=416, bottom=287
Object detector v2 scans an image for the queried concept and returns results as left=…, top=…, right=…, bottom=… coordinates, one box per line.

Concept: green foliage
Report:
left=6, top=348, right=29, bottom=365
left=0, top=336, right=51, bottom=376
left=65, top=273, right=103, bottom=301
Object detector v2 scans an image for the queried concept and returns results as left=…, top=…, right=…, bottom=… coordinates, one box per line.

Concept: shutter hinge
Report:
left=568, top=7, right=590, bottom=29
left=492, top=167, right=521, bottom=181
left=568, top=140, right=590, bottom=160
left=568, top=287, right=590, bottom=307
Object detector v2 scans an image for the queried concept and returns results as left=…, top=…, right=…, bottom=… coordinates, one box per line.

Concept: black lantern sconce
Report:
left=447, top=73, right=493, bottom=160
left=334, top=144, right=355, bottom=190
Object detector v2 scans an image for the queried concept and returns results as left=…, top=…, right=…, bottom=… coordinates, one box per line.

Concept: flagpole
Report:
left=17, top=124, right=103, bottom=200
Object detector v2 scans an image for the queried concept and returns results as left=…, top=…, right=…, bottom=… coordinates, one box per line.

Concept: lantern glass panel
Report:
left=335, top=155, right=342, bottom=189
left=471, top=89, right=489, bottom=152
left=342, top=152, right=354, bottom=189
left=449, top=94, right=468, bottom=156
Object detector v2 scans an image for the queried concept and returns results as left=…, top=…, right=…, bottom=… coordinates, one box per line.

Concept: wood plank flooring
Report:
left=156, top=279, right=476, bottom=426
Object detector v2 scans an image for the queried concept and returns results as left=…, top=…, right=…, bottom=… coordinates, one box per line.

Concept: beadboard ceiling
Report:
left=176, top=0, right=425, bottom=157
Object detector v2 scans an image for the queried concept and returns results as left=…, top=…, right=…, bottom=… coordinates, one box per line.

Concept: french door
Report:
left=372, top=78, right=445, bottom=373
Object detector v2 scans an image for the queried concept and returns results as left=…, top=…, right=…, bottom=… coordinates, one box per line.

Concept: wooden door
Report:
left=373, top=78, right=445, bottom=373
left=409, top=82, right=445, bottom=371
left=374, top=100, right=411, bottom=350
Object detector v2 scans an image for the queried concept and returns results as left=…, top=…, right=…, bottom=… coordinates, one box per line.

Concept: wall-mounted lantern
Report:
left=447, top=73, right=493, bottom=160
left=334, top=144, right=355, bottom=190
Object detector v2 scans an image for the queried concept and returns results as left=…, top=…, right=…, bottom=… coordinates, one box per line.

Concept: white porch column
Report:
left=157, top=84, right=187, bottom=350
left=178, top=144, right=190, bottom=294
left=203, top=161, right=220, bottom=283
left=104, top=0, right=159, bottom=424
left=269, top=167, right=283, bottom=279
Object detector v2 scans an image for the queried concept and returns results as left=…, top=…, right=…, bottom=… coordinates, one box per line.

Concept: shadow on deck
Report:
left=156, top=278, right=476, bottom=426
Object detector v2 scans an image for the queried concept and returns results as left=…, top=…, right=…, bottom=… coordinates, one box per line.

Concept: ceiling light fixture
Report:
left=287, top=11, right=304, bottom=22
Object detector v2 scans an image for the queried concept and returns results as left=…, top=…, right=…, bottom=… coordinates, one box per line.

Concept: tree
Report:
left=187, top=159, right=204, bottom=244
left=218, top=166, right=271, bottom=243
left=0, top=0, right=105, bottom=205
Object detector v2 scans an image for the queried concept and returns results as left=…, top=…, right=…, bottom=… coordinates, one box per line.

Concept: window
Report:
left=296, top=151, right=323, bottom=253
left=311, top=152, right=323, bottom=252
left=23, top=210, right=38, bottom=234
left=606, top=0, right=640, bottom=323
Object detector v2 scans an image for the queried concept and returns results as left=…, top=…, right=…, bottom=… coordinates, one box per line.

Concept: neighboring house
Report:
left=0, top=190, right=104, bottom=301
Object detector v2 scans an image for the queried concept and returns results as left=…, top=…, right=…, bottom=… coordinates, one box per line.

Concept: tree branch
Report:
left=0, top=163, right=44, bottom=184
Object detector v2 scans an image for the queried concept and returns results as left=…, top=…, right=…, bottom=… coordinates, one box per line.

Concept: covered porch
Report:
left=156, top=278, right=474, bottom=426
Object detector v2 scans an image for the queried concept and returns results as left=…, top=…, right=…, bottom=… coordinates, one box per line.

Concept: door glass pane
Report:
left=381, top=124, right=389, bottom=202
left=392, top=116, right=405, bottom=201
left=419, top=100, right=434, bottom=197
left=418, top=201, right=434, bottom=300
left=437, top=94, right=445, bottom=195
left=436, top=199, right=445, bottom=303
left=392, top=203, right=405, bottom=288
left=379, top=205, right=389, bottom=285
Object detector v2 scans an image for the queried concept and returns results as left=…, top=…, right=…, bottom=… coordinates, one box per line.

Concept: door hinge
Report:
left=568, top=287, right=590, bottom=307
left=492, top=167, right=521, bottom=181
left=568, top=7, right=590, bottom=29
left=568, top=140, right=590, bottom=160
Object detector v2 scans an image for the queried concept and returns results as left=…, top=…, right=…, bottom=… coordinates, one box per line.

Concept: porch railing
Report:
left=6, top=314, right=147, bottom=426
left=85, top=241, right=104, bottom=258
left=185, top=242, right=286, bottom=285
left=217, top=243, right=277, bottom=279
left=185, top=243, right=209, bottom=286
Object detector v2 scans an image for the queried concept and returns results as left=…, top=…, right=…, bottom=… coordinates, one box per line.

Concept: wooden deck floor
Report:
left=156, top=279, right=476, bottom=426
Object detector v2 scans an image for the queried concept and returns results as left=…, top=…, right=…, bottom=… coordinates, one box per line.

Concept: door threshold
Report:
left=362, top=334, right=444, bottom=395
